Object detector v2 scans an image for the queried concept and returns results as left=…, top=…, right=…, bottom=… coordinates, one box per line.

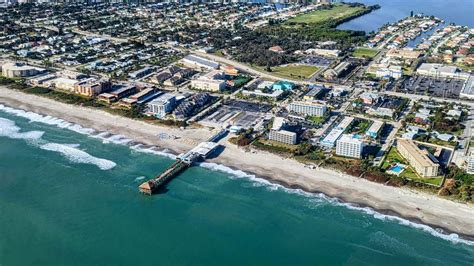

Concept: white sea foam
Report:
left=0, top=104, right=95, bottom=135
left=104, top=134, right=134, bottom=145
left=0, top=104, right=137, bottom=148
left=199, top=162, right=474, bottom=246
left=2, top=104, right=473, bottom=245
left=130, top=144, right=177, bottom=159
left=0, top=117, right=44, bottom=140
left=134, top=176, right=146, bottom=182
left=40, top=143, right=117, bottom=170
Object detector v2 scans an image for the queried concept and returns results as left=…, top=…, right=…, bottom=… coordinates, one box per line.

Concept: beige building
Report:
left=2, top=62, right=45, bottom=78
left=386, top=48, right=422, bottom=60
left=191, top=70, right=226, bottom=92
left=74, top=78, right=110, bottom=97
left=53, top=77, right=79, bottom=92
left=269, top=129, right=297, bottom=145
left=397, top=139, right=439, bottom=177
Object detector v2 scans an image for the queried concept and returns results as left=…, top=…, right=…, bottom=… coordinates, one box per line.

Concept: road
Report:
left=381, top=90, right=474, bottom=107
left=190, top=50, right=302, bottom=83
left=71, top=28, right=130, bottom=44
left=452, top=106, right=474, bottom=167
left=432, top=30, right=462, bottom=55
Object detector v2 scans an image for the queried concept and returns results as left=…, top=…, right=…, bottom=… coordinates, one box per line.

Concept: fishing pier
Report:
left=139, top=130, right=225, bottom=195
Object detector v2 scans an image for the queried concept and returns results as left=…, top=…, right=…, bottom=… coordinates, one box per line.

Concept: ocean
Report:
left=337, top=0, right=474, bottom=32
left=0, top=104, right=474, bottom=265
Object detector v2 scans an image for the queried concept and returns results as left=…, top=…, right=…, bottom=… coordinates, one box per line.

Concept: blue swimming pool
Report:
left=389, top=165, right=404, bottom=173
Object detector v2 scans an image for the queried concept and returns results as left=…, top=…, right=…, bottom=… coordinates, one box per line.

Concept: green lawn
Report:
left=381, top=147, right=405, bottom=170
left=285, top=4, right=366, bottom=25
left=307, top=115, right=326, bottom=125
left=270, top=65, right=319, bottom=80
left=409, top=176, right=444, bottom=186
left=352, top=48, right=379, bottom=58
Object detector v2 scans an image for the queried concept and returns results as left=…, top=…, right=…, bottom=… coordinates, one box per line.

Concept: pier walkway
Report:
left=139, top=130, right=226, bottom=195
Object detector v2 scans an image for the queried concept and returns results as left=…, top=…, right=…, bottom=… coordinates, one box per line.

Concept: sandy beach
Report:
left=1, top=86, right=473, bottom=239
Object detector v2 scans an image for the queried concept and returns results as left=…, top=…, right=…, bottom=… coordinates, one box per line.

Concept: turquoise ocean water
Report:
left=0, top=104, right=474, bottom=265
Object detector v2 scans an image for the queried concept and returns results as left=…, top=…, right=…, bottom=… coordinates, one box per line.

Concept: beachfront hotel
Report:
left=397, top=139, right=439, bottom=177
left=147, top=93, right=176, bottom=118
left=288, top=101, right=327, bottom=117
left=336, top=134, right=365, bottom=159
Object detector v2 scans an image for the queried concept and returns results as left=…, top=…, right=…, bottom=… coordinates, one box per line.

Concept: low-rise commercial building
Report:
left=306, top=48, right=340, bottom=58
left=416, top=63, right=470, bottom=80
left=460, top=75, right=474, bottom=100
left=336, top=134, right=365, bottom=159
left=183, top=55, right=219, bottom=70
left=397, top=139, right=439, bottom=177
left=303, top=86, right=324, bottom=101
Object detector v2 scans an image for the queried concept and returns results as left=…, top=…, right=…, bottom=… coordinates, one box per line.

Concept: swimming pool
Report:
left=389, top=165, right=404, bottom=173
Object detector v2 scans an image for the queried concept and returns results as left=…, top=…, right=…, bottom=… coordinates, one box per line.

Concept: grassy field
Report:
left=285, top=4, right=366, bottom=25
left=352, top=48, right=379, bottom=58
left=381, top=147, right=405, bottom=170
left=270, top=64, right=319, bottom=80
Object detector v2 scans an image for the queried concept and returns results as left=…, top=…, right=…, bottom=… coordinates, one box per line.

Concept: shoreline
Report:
left=1, top=87, right=474, bottom=242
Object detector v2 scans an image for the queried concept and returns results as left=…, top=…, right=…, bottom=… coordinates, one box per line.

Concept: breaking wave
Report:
left=2, top=104, right=473, bottom=245
left=131, top=144, right=177, bottom=159
left=0, top=104, right=135, bottom=146
left=0, top=104, right=95, bottom=135
left=199, top=162, right=474, bottom=246
left=40, top=143, right=117, bottom=170
left=0, top=112, right=116, bottom=171
left=0, top=117, right=44, bottom=140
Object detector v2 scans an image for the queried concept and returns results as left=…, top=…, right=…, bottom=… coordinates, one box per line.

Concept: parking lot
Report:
left=200, top=100, right=272, bottom=129
left=300, top=56, right=334, bottom=67
left=395, top=76, right=465, bottom=98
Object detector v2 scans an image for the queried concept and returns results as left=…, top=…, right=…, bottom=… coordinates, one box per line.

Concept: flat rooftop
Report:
left=398, top=139, right=439, bottom=168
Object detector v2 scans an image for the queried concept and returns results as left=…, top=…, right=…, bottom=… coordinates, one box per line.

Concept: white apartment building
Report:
left=147, top=94, right=176, bottom=118
left=288, top=101, right=327, bottom=117
left=269, top=129, right=297, bottom=145
left=336, top=134, right=365, bottom=159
